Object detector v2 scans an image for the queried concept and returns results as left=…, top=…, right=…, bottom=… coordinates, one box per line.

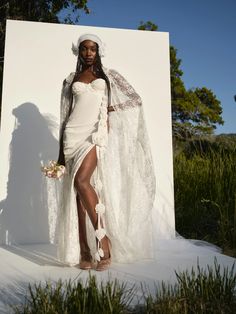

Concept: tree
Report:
left=138, top=20, right=158, bottom=31
left=0, top=0, right=90, bottom=121
left=170, top=47, right=223, bottom=138
left=138, top=21, right=224, bottom=138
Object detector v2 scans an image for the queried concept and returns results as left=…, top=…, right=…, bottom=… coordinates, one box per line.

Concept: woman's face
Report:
left=79, top=40, right=97, bottom=65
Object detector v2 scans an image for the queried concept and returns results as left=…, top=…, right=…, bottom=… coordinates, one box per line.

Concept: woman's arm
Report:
left=57, top=73, right=75, bottom=165
left=57, top=132, right=65, bottom=166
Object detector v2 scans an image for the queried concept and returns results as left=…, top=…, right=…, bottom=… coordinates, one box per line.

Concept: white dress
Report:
left=58, top=78, right=109, bottom=265
left=49, top=69, right=221, bottom=268
left=57, top=69, right=155, bottom=266
left=63, top=78, right=106, bottom=161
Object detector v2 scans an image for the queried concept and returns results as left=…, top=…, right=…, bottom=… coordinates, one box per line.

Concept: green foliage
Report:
left=14, top=274, right=135, bottom=313
left=170, top=47, right=224, bottom=138
left=138, top=21, right=224, bottom=138
left=14, top=261, right=236, bottom=313
left=174, top=136, right=236, bottom=255
left=145, top=260, right=236, bottom=313
left=0, top=0, right=89, bottom=23
left=138, top=21, right=158, bottom=31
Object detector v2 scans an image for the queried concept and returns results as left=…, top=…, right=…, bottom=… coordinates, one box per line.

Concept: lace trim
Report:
left=108, top=69, right=142, bottom=110
left=59, top=73, right=75, bottom=139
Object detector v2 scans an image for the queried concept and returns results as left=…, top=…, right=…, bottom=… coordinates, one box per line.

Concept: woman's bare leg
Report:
left=76, top=194, right=90, bottom=255
left=74, top=146, right=109, bottom=257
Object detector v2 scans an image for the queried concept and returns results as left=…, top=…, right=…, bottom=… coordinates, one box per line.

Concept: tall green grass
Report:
left=14, top=261, right=236, bottom=313
left=174, top=139, right=236, bottom=255
left=14, top=275, right=135, bottom=314
left=145, top=259, right=236, bottom=313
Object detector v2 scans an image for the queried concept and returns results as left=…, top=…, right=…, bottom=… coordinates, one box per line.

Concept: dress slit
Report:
left=58, top=79, right=108, bottom=264
left=72, top=143, right=97, bottom=189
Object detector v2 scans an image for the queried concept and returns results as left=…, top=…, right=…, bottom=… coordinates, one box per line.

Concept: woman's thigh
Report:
left=74, top=146, right=97, bottom=185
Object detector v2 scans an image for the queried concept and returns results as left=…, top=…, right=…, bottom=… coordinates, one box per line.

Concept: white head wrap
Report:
left=72, top=34, right=105, bottom=58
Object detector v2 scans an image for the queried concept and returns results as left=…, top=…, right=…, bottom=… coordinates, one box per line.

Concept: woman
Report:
left=56, top=34, right=156, bottom=271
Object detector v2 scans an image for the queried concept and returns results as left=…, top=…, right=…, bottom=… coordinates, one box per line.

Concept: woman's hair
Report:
left=72, top=43, right=111, bottom=106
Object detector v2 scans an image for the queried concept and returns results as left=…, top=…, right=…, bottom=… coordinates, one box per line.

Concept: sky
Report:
left=60, top=0, right=236, bottom=134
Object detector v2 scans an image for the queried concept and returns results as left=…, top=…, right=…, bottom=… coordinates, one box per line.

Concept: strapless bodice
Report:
left=64, top=77, right=106, bottom=134
left=72, top=78, right=106, bottom=95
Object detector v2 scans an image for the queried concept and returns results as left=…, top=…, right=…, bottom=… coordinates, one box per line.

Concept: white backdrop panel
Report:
left=0, top=20, right=174, bottom=245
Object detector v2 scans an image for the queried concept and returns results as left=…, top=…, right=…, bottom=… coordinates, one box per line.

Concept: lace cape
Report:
left=55, top=68, right=156, bottom=264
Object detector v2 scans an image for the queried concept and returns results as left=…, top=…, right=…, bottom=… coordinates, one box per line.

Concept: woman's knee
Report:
left=74, top=173, right=90, bottom=194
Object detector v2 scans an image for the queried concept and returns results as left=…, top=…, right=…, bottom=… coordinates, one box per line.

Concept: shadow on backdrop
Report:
left=0, top=102, right=59, bottom=263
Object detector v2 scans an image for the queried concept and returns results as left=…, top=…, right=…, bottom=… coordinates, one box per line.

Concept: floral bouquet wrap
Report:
left=41, top=160, right=65, bottom=179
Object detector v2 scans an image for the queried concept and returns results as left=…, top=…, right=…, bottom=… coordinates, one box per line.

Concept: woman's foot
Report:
left=96, top=237, right=111, bottom=271
left=79, top=251, right=93, bottom=270
left=96, top=255, right=111, bottom=271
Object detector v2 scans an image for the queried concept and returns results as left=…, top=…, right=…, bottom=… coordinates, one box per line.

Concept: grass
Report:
left=145, top=259, right=236, bottom=314
left=174, top=139, right=236, bottom=256
left=14, top=275, right=135, bottom=314
left=14, top=260, right=236, bottom=313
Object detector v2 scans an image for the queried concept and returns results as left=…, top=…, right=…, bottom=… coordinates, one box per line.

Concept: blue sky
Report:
left=61, top=0, right=236, bottom=134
